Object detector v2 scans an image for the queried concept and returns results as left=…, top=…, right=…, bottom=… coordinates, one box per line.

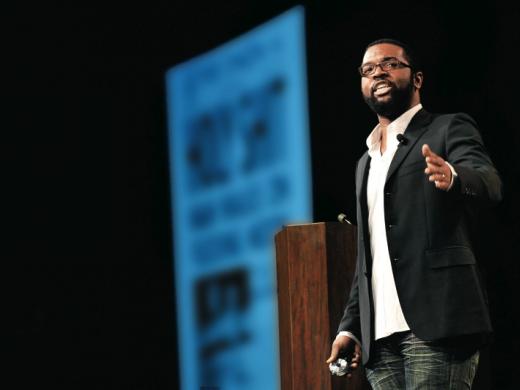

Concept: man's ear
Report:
left=413, top=71, right=423, bottom=90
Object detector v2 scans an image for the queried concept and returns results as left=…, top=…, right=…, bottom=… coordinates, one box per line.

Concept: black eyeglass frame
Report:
left=358, top=58, right=412, bottom=77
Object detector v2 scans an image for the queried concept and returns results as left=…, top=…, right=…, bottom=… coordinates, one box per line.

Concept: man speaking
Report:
left=326, top=39, right=502, bottom=389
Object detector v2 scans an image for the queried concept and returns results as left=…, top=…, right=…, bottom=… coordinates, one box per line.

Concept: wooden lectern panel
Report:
left=275, top=222, right=370, bottom=390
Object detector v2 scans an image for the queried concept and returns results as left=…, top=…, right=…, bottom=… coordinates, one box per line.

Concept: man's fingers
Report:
left=350, top=343, right=361, bottom=371
left=353, top=344, right=361, bottom=363
left=325, top=352, right=337, bottom=364
left=423, top=144, right=445, bottom=166
left=351, top=351, right=361, bottom=363
left=422, top=144, right=433, bottom=157
left=425, top=164, right=445, bottom=175
left=426, top=157, right=445, bottom=168
left=422, top=145, right=451, bottom=192
left=326, top=344, right=339, bottom=364
left=428, top=173, right=447, bottom=182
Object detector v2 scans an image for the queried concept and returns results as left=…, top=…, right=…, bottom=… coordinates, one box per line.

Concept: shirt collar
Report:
left=366, top=103, right=423, bottom=154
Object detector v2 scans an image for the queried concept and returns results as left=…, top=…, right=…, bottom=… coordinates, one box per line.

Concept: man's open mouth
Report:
left=372, top=81, right=392, bottom=97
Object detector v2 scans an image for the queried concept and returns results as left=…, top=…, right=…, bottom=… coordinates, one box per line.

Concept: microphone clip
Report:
left=396, top=134, right=408, bottom=146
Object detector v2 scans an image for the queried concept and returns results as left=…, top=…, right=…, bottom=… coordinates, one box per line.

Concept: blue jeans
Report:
left=365, top=331, right=480, bottom=390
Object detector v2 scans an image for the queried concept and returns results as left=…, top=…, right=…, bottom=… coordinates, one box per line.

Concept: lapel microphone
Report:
left=396, top=133, right=408, bottom=146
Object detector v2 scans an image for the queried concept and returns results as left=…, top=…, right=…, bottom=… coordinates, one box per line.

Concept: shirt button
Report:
left=392, top=257, right=399, bottom=263
left=387, top=224, right=394, bottom=229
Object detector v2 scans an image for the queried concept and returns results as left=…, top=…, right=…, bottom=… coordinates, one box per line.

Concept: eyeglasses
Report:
left=358, top=58, right=412, bottom=77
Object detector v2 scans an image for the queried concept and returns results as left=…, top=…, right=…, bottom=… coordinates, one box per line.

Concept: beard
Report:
left=364, top=77, right=415, bottom=120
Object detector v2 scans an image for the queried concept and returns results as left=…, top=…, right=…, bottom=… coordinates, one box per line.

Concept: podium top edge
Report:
left=278, top=221, right=355, bottom=230
left=283, top=222, right=326, bottom=227
left=283, top=221, right=353, bottom=227
left=275, top=222, right=356, bottom=238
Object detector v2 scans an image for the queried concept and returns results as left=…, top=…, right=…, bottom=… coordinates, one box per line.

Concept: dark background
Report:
left=11, top=1, right=519, bottom=388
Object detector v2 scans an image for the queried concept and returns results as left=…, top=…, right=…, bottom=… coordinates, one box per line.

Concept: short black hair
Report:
left=365, top=38, right=421, bottom=72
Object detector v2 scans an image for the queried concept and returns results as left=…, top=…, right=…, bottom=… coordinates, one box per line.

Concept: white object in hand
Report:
left=329, top=358, right=350, bottom=376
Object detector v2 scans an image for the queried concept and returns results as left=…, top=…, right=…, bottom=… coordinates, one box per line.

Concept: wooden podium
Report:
left=275, top=222, right=370, bottom=390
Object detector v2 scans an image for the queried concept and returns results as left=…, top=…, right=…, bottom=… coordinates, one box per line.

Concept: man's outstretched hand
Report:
left=422, top=144, right=452, bottom=191
left=326, top=335, right=362, bottom=378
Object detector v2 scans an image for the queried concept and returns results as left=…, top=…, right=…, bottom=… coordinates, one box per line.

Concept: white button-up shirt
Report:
left=366, top=104, right=423, bottom=340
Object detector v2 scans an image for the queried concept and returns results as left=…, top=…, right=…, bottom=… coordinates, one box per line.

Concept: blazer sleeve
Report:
left=336, top=252, right=362, bottom=340
left=446, top=113, right=502, bottom=205
left=336, top=157, right=364, bottom=341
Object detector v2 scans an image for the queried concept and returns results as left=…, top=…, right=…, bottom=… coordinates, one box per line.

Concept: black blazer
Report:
left=337, top=109, right=502, bottom=365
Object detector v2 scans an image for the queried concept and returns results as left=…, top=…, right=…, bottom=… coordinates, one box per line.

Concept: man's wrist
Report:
left=337, top=331, right=361, bottom=346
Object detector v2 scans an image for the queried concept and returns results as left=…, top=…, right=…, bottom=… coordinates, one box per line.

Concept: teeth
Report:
left=374, top=86, right=391, bottom=96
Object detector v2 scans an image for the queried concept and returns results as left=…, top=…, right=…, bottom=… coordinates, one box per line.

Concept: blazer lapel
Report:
left=385, top=109, right=433, bottom=184
left=356, top=151, right=372, bottom=274
left=356, top=151, right=370, bottom=200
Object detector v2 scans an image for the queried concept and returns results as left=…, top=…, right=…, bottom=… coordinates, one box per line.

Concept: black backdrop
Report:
left=11, top=1, right=519, bottom=388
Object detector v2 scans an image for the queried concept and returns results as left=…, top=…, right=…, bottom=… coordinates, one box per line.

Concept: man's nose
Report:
left=372, top=65, right=388, bottom=78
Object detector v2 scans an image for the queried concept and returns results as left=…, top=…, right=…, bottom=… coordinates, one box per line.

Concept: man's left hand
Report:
left=422, top=144, right=452, bottom=191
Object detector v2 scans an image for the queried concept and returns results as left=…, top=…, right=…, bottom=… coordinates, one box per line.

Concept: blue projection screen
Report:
left=165, top=7, right=312, bottom=389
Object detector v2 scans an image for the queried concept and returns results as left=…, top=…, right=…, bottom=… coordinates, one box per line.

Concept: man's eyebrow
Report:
left=381, top=56, right=398, bottom=61
left=361, top=56, right=399, bottom=65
